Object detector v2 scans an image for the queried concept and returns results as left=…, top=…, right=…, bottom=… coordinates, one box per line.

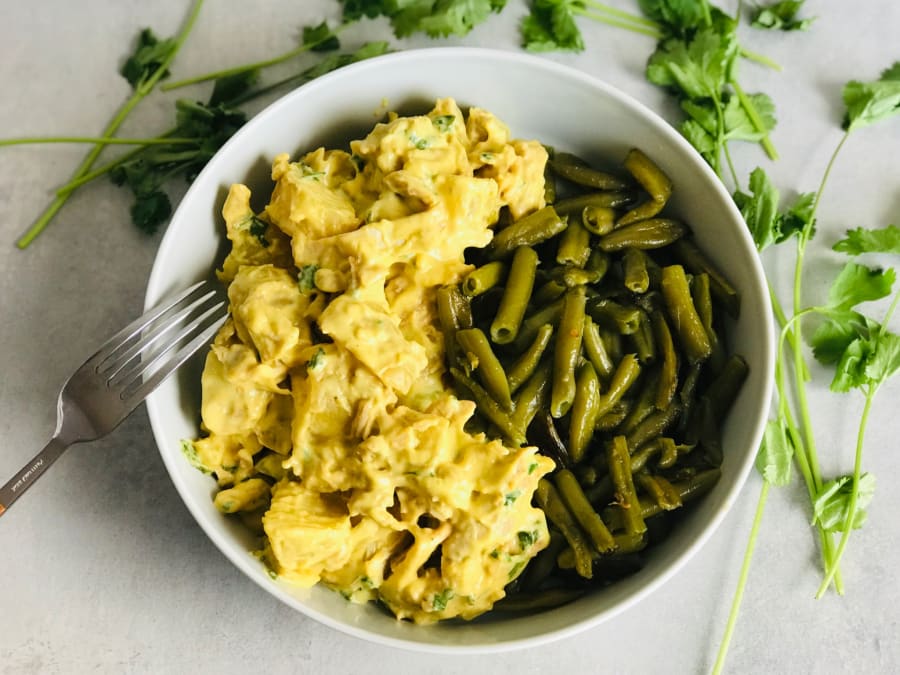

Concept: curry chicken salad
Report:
left=186, top=99, right=556, bottom=623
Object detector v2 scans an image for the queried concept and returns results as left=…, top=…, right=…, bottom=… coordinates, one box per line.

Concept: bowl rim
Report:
left=145, top=46, right=775, bottom=653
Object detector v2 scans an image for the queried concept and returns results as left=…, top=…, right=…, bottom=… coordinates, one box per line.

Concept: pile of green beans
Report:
left=440, top=148, right=749, bottom=613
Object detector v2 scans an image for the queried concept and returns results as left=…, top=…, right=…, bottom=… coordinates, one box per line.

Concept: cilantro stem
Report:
left=711, top=480, right=769, bottom=675
left=15, top=0, right=205, bottom=249
left=581, top=1, right=661, bottom=30
left=0, top=136, right=194, bottom=147
left=739, top=47, right=782, bottom=71
left=723, top=141, right=739, bottom=189
left=817, top=285, right=900, bottom=596
left=815, top=385, right=877, bottom=598
left=731, top=81, right=778, bottom=160
left=54, top=126, right=182, bottom=195
left=160, top=22, right=349, bottom=91
left=575, top=8, right=662, bottom=38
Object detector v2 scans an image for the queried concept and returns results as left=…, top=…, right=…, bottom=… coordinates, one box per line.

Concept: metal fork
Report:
left=0, top=279, right=228, bottom=517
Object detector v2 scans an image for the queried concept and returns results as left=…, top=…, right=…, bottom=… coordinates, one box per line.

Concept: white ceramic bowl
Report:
left=145, top=47, right=775, bottom=653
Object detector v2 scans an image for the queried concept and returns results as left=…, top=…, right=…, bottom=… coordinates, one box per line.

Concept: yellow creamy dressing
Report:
left=190, top=99, right=554, bottom=623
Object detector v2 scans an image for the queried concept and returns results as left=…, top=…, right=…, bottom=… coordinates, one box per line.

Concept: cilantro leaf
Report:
left=863, top=331, right=900, bottom=386
left=302, top=21, right=341, bottom=52
left=120, top=28, right=177, bottom=89
left=812, top=474, right=875, bottom=532
left=751, top=1, right=814, bottom=32
left=386, top=0, right=506, bottom=38
left=830, top=330, right=900, bottom=393
left=248, top=216, right=270, bottom=247
left=826, top=262, right=895, bottom=310
left=298, top=264, right=319, bottom=294
left=340, top=0, right=392, bottom=21
left=130, top=190, right=172, bottom=234
left=432, top=588, right=454, bottom=611
left=755, top=420, right=793, bottom=486
left=810, top=311, right=873, bottom=365
left=682, top=94, right=776, bottom=164
left=637, top=0, right=707, bottom=35
left=646, top=22, right=739, bottom=102
left=521, top=0, right=584, bottom=52
left=833, top=224, right=900, bottom=256
left=733, top=168, right=810, bottom=251
left=723, top=92, right=776, bottom=142
left=208, top=70, right=260, bottom=107
left=843, top=62, right=900, bottom=131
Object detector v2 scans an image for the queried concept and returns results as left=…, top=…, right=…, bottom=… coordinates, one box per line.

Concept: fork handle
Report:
left=0, top=436, right=71, bottom=517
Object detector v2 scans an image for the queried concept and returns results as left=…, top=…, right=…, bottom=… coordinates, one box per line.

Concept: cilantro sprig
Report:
left=14, top=0, right=206, bottom=248
left=341, top=0, right=507, bottom=38
left=751, top=0, right=814, bottom=31
left=521, top=1, right=780, bottom=185
left=713, top=61, right=900, bottom=673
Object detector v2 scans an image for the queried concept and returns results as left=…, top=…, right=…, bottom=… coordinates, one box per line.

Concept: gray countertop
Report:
left=2, top=1, right=899, bottom=673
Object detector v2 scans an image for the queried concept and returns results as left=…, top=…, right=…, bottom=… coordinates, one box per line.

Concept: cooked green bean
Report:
left=693, top=397, right=723, bottom=466
left=576, top=464, right=599, bottom=486
left=623, top=247, right=650, bottom=294
left=619, top=369, right=659, bottom=435
left=463, top=261, right=507, bottom=297
left=520, top=530, right=566, bottom=591
left=630, top=436, right=687, bottom=472
left=598, top=325, right=623, bottom=362
left=554, top=191, right=636, bottom=216
left=549, top=151, right=630, bottom=191
left=436, top=285, right=472, bottom=368
left=536, top=479, right=594, bottom=579
left=630, top=309, right=656, bottom=364
left=586, top=297, right=641, bottom=335
left=702, top=354, right=749, bottom=419
left=507, top=324, right=554, bottom=395
left=491, top=246, right=539, bottom=344
left=437, top=284, right=472, bottom=332
left=551, top=286, right=586, bottom=418
left=490, top=205, right=567, bottom=258
left=450, top=367, right=524, bottom=447
left=543, top=157, right=556, bottom=204
left=556, top=220, right=592, bottom=268
left=568, top=363, right=601, bottom=462
left=550, top=266, right=605, bottom=288
left=625, top=400, right=682, bottom=451
left=691, top=272, right=725, bottom=373
left=585, top=248, right=610, bottom=276
left=556, top=469, right=616, bottom=553
left=661, top=264, right=712, bottom=364
left=603, top=468, right=721, bottom=527
left=607, top=436, right=646, bottom=536
left=582, top=205, right=616, bottom=235
left=611, top=532, right=648, bottom=555
left=582, top=315, right=614, bottom=380
left=596, top=399, right=632, bottom=431
left=493, top=587, right=585, bottom=612
left=652, top=312, right=678, bottom=410
left=672, top=237, right=740, bottom=317
left=456, top=328, right=513, bottom=411
left=618, top=148, right=673, bottom=226
left=510, top=360, right=552, bottom=434
left=637, top=474, right=682, bottom=511
left=596, top=354, right=641, bottom=419
left=513, top=296, right=565, bottom=351
left=598, top=218, right=687, bottom=252
left=532, top=279, right=567, bottom=305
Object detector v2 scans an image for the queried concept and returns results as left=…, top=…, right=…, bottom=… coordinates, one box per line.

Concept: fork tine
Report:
left=120, top=299, right=228, bottom=402
left=89, top=280, right=212, bottom=371
left=102, top=285, right=221, bottom=383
